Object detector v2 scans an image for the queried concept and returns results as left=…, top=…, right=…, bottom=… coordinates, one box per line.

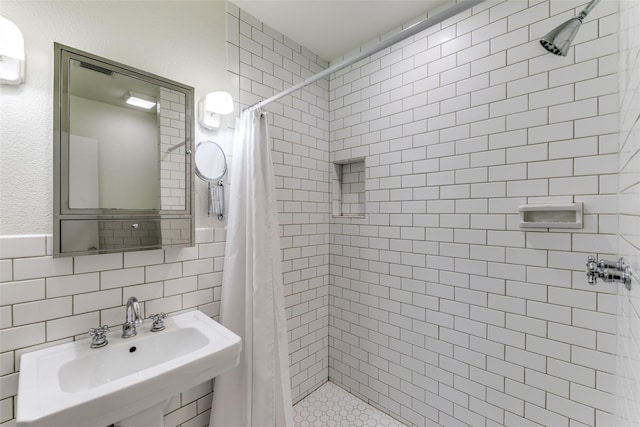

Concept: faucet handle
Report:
left=586, top=255, right=598, bottom=285
left=89, top=325, right=109, bottom=348
left=148, top=313, right=167, bottom=332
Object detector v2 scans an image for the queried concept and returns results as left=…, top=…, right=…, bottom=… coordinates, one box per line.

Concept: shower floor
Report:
left=293, top=381, right=407, bottom=427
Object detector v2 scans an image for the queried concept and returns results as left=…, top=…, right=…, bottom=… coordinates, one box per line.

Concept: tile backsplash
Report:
left=0, top=229, right=225, bottom=426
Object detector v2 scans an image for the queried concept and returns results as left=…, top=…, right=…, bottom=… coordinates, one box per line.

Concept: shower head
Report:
left=540, top=17, right=583, bottom=56
left=540, top=0, right=600, bottom=56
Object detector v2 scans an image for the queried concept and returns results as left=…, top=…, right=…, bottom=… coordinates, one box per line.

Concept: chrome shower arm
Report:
left=579, top=0, right=601, bottom=21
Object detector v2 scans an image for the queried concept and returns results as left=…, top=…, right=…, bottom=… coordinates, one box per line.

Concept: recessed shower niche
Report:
left=331, top=159, right=365, bottom=218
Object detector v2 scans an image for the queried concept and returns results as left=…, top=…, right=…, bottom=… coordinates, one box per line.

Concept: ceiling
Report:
left=233, top=0, right=450, bottom=62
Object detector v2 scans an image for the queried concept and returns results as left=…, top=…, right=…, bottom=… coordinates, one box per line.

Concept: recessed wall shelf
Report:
left=518, top=202, right=583, bottom=229
left=332, top=159, right=365, bottom=219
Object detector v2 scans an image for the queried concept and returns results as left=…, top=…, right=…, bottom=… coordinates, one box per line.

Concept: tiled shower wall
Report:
left=328, top=1, right=620, bottom=426
left=226, top=3, right=331, bottom=403
left=616, top=0, right=640, bottom=425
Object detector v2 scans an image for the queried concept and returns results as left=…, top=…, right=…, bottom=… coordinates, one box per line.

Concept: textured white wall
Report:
left=0, top=1, right=230, bottom=235
left=616, top=0, right=640, bottom=425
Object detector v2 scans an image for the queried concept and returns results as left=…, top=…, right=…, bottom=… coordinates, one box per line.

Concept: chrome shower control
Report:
left=586, top=255, right=633, bottom=290
left=149, top=312, right=167, bottom=332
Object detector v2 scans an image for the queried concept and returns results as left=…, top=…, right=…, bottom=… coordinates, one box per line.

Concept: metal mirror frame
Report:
left=194, top=140, right=227, bottom=182
left=53, top=43, right=195, bottom=257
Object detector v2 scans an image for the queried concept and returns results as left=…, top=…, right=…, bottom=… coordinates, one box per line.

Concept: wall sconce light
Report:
left=0, top=16, right=26, bottom=85
left=199, top=91, right=234, bottom=129
left=123, top=91, right=156, bottom=110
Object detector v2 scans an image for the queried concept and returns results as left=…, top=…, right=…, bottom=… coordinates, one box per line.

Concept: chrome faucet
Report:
left=122, top=296, right=143, bottom=338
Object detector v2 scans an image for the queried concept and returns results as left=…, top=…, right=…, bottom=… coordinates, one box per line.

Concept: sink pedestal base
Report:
left=114, top=400, right=169, bottom=427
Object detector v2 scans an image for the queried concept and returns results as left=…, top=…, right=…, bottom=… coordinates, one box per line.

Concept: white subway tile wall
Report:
left=0, top=230, right=225, bottom=427
left=226, top=2, right=331, bottom=404
left=328, top=1, right=620, bottom=426
left=616, top=0, right=640, bottom=426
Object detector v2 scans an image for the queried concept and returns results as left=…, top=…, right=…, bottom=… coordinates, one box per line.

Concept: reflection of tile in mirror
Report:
left=160, top=87, right=188, bottom=211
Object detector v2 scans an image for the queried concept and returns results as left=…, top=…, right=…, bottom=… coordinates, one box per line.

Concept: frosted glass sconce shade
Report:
left=0, top=16, right=25, bottom=85
left=199, top=91, right=234, bottom=129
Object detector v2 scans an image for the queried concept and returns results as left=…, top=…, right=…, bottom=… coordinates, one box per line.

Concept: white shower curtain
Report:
left=210, top=110, right=294, bottom=427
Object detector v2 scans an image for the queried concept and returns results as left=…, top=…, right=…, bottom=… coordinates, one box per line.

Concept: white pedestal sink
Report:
left=16, top=310, right=241, bottom=427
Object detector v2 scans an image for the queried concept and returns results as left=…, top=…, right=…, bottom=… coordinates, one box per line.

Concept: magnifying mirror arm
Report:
left=194, top=140, right=227, bottom=222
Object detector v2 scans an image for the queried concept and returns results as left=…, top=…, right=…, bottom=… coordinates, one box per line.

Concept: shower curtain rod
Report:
left=246, top=0, right=486, bottom=112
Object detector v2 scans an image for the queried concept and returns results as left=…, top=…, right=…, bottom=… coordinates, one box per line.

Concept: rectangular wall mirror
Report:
left=53, top=43, right=195, bottom=257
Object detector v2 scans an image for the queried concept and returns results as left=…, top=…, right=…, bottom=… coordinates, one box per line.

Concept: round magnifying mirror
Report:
left=194, top=140, right=227, bottom=182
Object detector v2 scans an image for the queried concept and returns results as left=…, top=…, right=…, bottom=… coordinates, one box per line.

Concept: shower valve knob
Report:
left=586, top=255, right=633, bottom=290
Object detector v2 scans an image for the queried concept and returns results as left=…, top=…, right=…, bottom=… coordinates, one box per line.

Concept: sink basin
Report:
left=16, top=310, right=241, bottom=427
